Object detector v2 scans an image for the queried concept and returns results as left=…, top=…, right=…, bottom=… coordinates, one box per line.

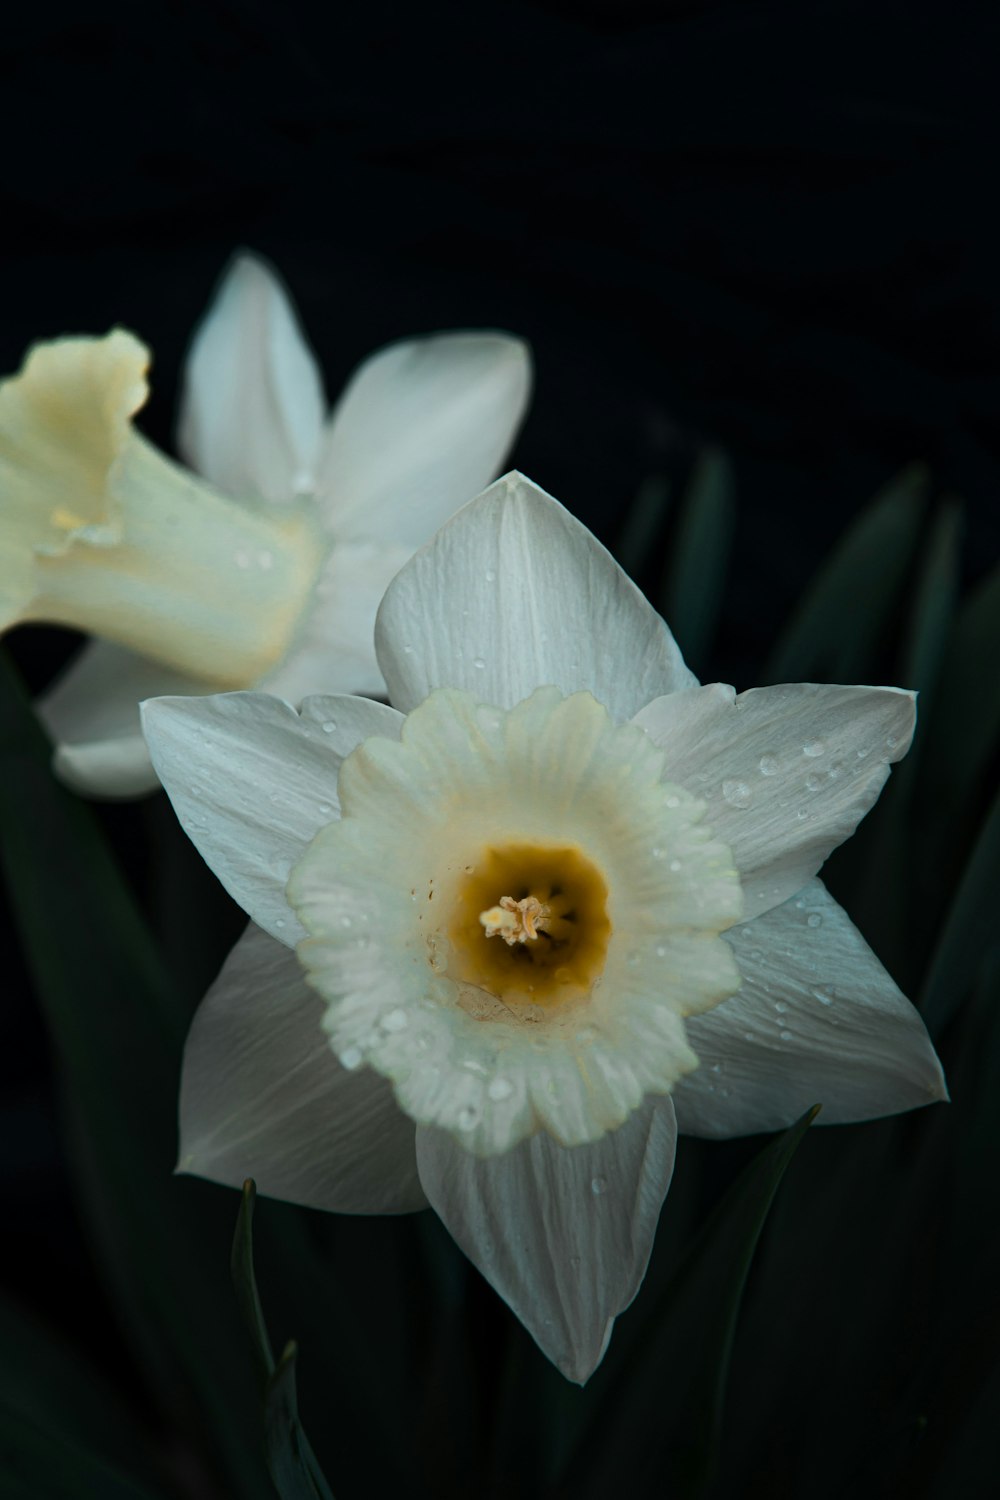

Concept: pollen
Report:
left=480, top=895, right=551, bottom=944
left=446, top=841, right=611, bottom=1010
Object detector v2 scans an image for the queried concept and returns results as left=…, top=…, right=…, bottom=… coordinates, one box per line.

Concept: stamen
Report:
left=480, top=894, right=551, bottom=946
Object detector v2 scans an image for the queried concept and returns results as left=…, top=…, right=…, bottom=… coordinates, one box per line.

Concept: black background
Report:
left=2, top=1, right=998, bottom=1494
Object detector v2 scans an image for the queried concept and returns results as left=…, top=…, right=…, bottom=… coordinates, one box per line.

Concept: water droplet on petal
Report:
left=457, top=1106, right=480, bottom=1131
left=886, top=734, right=899, bottom=749
left=803, top=739, right=825, bottom=758
left=485, top=569, right=496, bottom=583
left=665, top=794, right=681, bottom=808
left=759, top=754, right=779, bottom=776
left=488, top=1077, right=513, bottom=1101
left=382, top=1008, right=408, bottom=1032
left=339, top=1046, right=364, bottom=1070
left=473, top=658, right=486, bottom=670
left=806, top=912, right=822, bottom=928
left=321, top=720, right=337, bottom=734
left=780, top=1029, right=794, bottom=1041
left=722, top=779, right=752, bottom=808
left=590, top=1176, right=608, bottom=1196
left=805, top=773, right=823, bottom=792
left=669, top=858, right=682, bottom=872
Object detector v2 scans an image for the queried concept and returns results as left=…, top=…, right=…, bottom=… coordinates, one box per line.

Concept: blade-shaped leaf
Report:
left=555, top=1107, right=819, bottom=1499
left=614, top=474, right=671, bottom=581
left=658, top=447, right=735, bottom=673
left=763, top=464, right=929, bottom=684
left=232, top=1182, right=335, bottom=1500
left=920, top=783, right=1000, bottom=1038
left=0, top=649, right=272, bottom=1498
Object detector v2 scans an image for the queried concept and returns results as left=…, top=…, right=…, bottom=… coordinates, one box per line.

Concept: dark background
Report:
left=2, top=1, right=998, bottom=1496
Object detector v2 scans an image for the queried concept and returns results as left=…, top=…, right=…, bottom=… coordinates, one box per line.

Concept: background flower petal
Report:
left=141, top=690, right=403, bottom=943
left=177, top=252, right=326, bottom=504
left=180, top=922, right=425, bottom=1213
left=415, top=1097, right=677, bottom=1383
left=376, top=472, right=697, bottom=717
left=36, top=639, right=210, bottom=798
left=634, top=681, right=916, bottom=920
left=674, top=879, right=947, bottom=1137
left=315, top=332, right=531, bottom=544
left=262, top=540, right=413, bottom=703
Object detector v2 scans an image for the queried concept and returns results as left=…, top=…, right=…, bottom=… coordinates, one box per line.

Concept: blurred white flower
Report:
left=142, top=472, right=946, bottom=1382
left=0, top=254, right=531, bottom=796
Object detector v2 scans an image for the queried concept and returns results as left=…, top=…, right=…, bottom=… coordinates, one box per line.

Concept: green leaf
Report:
left=0, top=648, right=271, bottom=1498
left=920, top=782, right=1000, bottom=1038
left=658, top=447, right=735, bottom=672
left=763, top=464, right=929, bottom=684
left=0, top=1292, right=168, bottom=1496
left=556, top=1106, right=819, bottom=1499
left=0, top=1403, right=167, bottom=1500
left=614, top=473, right=671, bottom=581
left=232, top=1183, right=335, bottom=1500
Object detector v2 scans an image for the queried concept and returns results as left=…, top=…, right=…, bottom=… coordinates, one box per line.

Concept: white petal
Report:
left=674, top=880, right=947, bottom=1137
left=180, top=922, right=424, bottom=1213
left=415, top=1098, right=677, bottom=1382
left=262, top=540, right=412, bottom=703
left=316, top=332, right=531, bottom=544
left=376, top=473, right=696, bottom=717
left=634, top=682, right=916, bottom=921
left=177, top=253, right=326, bottom=503
left=36, top=639, right=210, bottom=798
left=141, top=690, right=404, bottom=943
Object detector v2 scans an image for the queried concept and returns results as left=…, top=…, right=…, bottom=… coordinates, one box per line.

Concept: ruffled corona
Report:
left=0, top=332, right=325, bottom=686
left=288, top=687, right=744, bottom=1155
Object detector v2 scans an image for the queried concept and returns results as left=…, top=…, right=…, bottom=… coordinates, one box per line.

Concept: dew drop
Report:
left=590, top=1176, right=608, bottom=1196
left=318, top=801, right=333, bottom=816
left=339, top=1046, right=364, bottom=1070
left=488, top=1077, right=513, bottom=1101
left=775, top=1001, right=788, bottom=1014
left=805, top=773, right=823, bottom=792
left=759, top=754, right=779, bottom=776
left=886, top=733, right=899, bottom=749
left=485, top=568, right=496, bottom=583
left=402, top=644, right=414, bottom=655
left=665, top=794, right=681, bottom=808
left=780, top=1030, right=794, bottom=1041
left=473, top=657, right=486, bottom=670
left=803, top=739, right=825, bottom=758
left=669, top=858, right=682, bottom=872
left=806, top=912, right=823, bottom=928
left=856, top=745, right=870, bottom=759
left=340, top=916, right=353, bottom=928
left=457, top=1106, right=480, bottom=1131
left=275, top=918, right=285, bottom=929
left=321, top=720, right=337, bottom=734
left=382, top=1008, right=408, bottom=1033
left=722, top=779, right=752, bottom=808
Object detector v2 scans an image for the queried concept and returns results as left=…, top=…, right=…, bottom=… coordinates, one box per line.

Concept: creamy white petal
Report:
left=177, top=253, right=326, bottom=504
left=141, top=691, right=404, bottom=944
left=36, top=640, right=209, bottom=798
left=262, top=540, right=412, bottom=703
left=634, top=682, right=916, bottom=921
left=316, top=333, right=531, bottom=544
left=376, top=473, right=696, bottom=717
left=179, top=922, right=424, bottom=1212
left=674, top=880, right=947, bottom=1137
left=416, top=1097, right=676, bottom=1382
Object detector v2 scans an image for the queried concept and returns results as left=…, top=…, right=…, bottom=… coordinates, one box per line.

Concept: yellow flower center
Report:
left=445, top=841, right=611, bottom=1009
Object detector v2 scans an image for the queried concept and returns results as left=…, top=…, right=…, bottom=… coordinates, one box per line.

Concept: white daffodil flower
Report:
left=0, top=253, right=531, bottom=797
left=141, top=472, right=947, bottom=1383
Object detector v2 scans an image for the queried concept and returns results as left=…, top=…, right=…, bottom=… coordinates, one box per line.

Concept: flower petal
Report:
left=141, top=690, right=404, bottom=943
left=634, top=681, right=916, bottom=921
left=262, top=540, right=413, bottom=703
left=415, top=1097, right=677, bottom=1382
left=36, top=639, right=210, bottom=798
left=316, top=332, right=531, bottom=545
left=376, top=473, right=696, bottom=717
left=180, top=922, right=425, bottom=1213
left=674, top=879, right=947, bottom=1137
left=177, top=253, right=326, bottom=504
